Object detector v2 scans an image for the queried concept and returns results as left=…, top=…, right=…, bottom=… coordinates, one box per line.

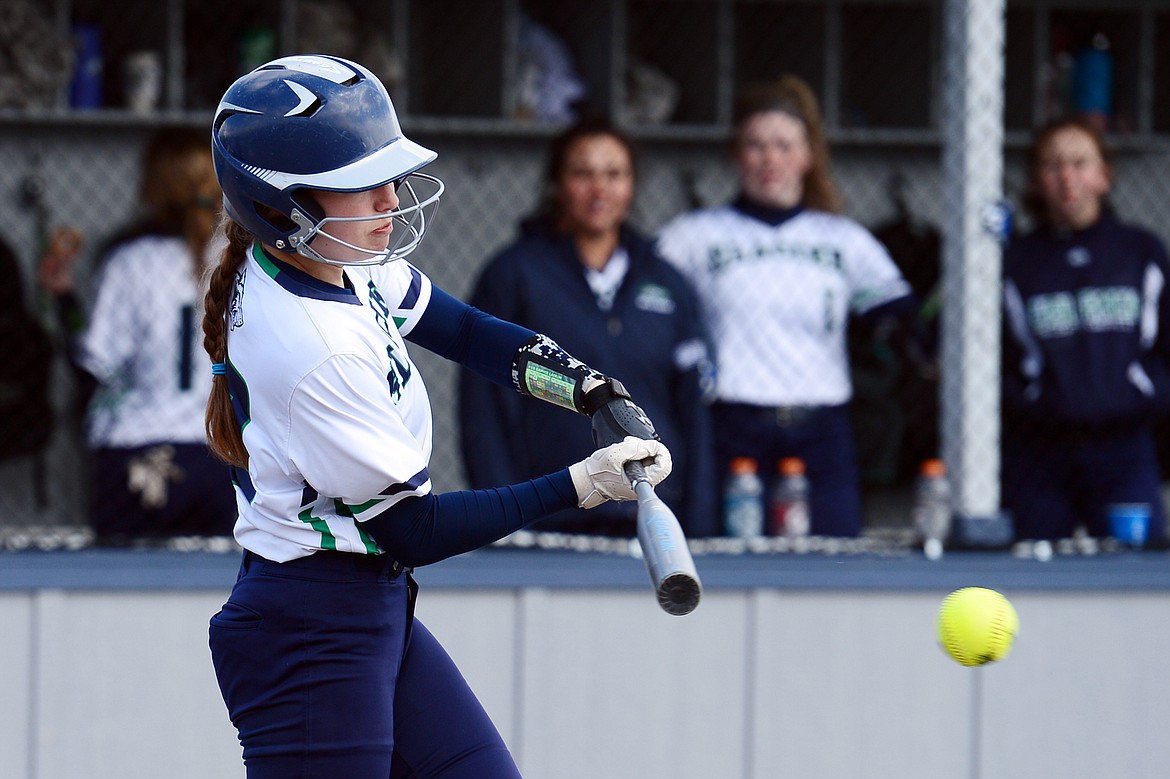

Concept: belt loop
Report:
left=380, top=555, right=411, bottom=581
left=237, top=550, right=253, bottom=582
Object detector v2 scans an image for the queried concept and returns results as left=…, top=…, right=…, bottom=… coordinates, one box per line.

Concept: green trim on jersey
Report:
left=331, top=500, right=381, bottom=554
left=338, top=497, right=385, bottom=515
left=226, top=359, right=252, bottom=435
left=297, top=505, right=338, bottom=550
left=252, top=243, right=282, bottom=279
left=355, top=524, right=380, bottom=554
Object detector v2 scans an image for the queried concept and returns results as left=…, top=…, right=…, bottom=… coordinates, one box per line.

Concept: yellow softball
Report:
left=937, top=587, right=1019, bottom=667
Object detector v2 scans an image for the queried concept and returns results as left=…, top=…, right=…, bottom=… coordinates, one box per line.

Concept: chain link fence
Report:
left=1, top=0, right=1169, bottom=553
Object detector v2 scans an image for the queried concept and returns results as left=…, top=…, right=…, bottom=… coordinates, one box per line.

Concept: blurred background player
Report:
left=459, top=116, right=716, bottom=538
left=656, top=75, right=917, bottom=538
left=0, top=232, right=55, bottom=507
left=203, top=55, right=670, bottom=777
left=38, top=127, right=235, bottom=546
left=1002, top=116, right=1170, bottom=546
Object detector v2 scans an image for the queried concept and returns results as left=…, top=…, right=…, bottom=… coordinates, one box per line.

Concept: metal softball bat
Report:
left=624, top=459, right=702, bottom=616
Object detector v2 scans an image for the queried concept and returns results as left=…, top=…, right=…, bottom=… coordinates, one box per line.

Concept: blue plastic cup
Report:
left=1107, top=503, right=1150, bottom=548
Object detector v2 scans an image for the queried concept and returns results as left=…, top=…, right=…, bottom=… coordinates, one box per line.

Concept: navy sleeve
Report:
left=407, top=284, right=534, bottom=388
left=855, top=291, right=937, bottom=371
left=853, top=292, right=919, bottom=334
left=361, top=470, right=578, bottom=567
left=1146, top=233, right=1170, bottom=365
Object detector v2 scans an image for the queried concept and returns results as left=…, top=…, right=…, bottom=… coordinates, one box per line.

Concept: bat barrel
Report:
left=630, top=474, right=702, bottom=616
left=657, top=572, right=702, bottom=616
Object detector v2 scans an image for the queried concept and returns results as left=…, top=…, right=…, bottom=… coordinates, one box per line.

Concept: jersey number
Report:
left=366, top=280, right=412, bottom=401
left=385, top=346, right=411, bottom=401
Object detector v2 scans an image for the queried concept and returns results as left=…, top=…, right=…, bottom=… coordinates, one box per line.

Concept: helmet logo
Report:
left=283, top=80, right=318, bottom=117
left=275, top=55, right=357, bottom=84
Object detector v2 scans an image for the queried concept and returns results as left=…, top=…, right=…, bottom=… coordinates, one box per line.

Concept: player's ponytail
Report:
left=202, top=219, right=251, bottom=468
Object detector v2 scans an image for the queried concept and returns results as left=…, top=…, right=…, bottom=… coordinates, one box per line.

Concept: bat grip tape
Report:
left=624, top=459, right=650, bottom=488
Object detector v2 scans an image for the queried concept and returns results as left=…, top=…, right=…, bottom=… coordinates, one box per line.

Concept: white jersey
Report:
left=226, top=243, right=434, bottom=562
left=657, top=206, right=910, bottom=407
left=80, top=235, right=212, bottom=448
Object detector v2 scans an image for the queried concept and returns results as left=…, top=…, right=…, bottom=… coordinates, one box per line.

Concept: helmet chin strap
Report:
left=285, top=173, right=444, bottom=267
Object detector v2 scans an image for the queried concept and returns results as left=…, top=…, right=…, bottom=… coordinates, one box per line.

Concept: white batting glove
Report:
left=568, top=436, right=672, bottom=509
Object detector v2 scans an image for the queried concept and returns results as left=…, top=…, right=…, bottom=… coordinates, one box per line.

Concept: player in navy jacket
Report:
left=460, top=118, right=716, bottom=538
left=1002, top=117, right=1170, bottom=544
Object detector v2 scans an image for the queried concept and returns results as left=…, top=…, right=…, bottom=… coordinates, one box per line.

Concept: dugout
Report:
left=1, top=2, right=1169, bottom=533
left=3, top=2, right=1170, bottom=778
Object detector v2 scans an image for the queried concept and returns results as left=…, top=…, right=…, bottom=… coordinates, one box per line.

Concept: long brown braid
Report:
left=202, top=218, right=252, bottom=467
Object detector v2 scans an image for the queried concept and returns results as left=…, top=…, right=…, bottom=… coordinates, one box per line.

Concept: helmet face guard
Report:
left=285, top=172, right=444, bottom=267
left=213, top=54, right=443, bottom=265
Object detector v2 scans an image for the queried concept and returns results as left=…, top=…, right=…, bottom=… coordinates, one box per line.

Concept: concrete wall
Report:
left=2, top=550, right=1169, bottom=779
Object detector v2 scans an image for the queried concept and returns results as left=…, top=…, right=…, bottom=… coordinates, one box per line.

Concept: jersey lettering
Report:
left=1027, top=287, right=1139, bottom=338
left=634, top=283, right=676, bottom=315
left=367, top=280, right=412, bottom=401
left=384, top=350, right=412, bottom=401
left=1078, top=287, right=1140, bottom=331
left=707, top=240, right=843, bottom=273
left=1027, top=292, right=1079, bottom=337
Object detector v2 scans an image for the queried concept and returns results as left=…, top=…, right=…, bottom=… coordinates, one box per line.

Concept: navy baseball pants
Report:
left=1003, top=425, right=1168, bottom=542
left=209, top=550, right=520, bottom=778
left=711, top=401, right=863, bottom=537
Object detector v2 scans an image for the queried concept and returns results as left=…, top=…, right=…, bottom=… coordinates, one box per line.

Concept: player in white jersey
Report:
left=657, top=75, right=916, bottom=537
left=202, top=56, right=670, bottom=778
left=39, top=129, right=234, bottom=544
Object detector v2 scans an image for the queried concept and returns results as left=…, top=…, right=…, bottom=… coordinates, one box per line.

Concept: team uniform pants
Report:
left=90, top=442, right=236, bottom=541
left=209, top=550, right=521, bottom=778
left=711, top=401, right=863, bottom=537
left=1002, top=425, right=1168, bottom=542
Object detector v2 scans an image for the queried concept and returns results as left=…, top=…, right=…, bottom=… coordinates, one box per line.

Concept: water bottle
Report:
left=770, top=457, right=810, bottom=538
left=723, top=457, right=764, bottom=538
left=1072, top=32, right=1113, bottom=128
left=70, top=25, right=104, bottom=110
left=913, top=458, right=952, bottom=560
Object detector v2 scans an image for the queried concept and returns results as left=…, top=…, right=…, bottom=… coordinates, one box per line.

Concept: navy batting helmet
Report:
left=212, top=54, right=443, bottom=265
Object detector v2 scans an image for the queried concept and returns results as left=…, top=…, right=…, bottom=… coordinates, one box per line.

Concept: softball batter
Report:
left=656, top=75, right=915, bottom=537
left=204, top=55, right=670, bottom=777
